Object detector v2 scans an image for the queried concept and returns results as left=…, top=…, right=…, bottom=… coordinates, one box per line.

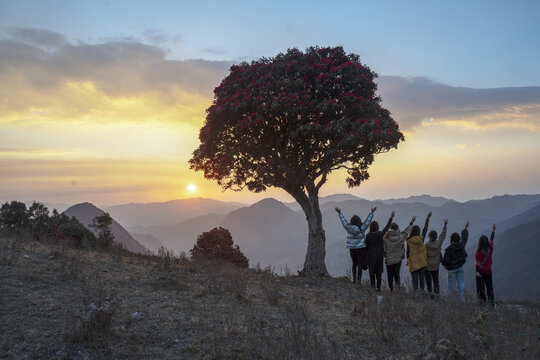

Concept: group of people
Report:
left=336, top=207, right=496, bottom=305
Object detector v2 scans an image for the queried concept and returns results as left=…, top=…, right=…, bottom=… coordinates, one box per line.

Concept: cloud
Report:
left=5, top=27, right=66, bottom=48
left=378, top=76, right=540, bottom=131
left=0, top=28, right=232, bottom=125
left=1, top=29, right=539, bottom=132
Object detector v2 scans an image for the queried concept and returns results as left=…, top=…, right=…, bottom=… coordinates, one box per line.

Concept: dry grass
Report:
left=1, top=237, right=539, bottom=360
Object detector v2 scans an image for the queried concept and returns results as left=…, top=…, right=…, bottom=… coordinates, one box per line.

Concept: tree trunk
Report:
left=297, top=190, right=329, bottom=277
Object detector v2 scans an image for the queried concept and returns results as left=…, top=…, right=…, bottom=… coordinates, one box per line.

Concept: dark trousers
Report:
left=386, top=262, right=401, bottom=291
left=425, top=269, right=440, bottom=294
left=370, top=271, right=382, bottom=290
left=411, top=267, right=426, bottom=291
left=350, top=248, right=367, bottom=283
left=476, top=272, right=494, bottom=305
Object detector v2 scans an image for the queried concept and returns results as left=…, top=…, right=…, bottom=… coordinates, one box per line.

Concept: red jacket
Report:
left=475, top=231, right=495, bottom=274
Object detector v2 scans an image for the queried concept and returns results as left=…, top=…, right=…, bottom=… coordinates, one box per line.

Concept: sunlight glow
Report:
left=187, top=183, right=197, bottom=193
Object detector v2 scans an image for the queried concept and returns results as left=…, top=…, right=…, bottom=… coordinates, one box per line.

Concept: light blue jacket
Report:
left=339, top=211, right=374, bottom=249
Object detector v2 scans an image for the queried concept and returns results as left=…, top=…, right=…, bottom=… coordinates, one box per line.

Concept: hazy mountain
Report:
left=222, top=198, right=307, bottom=271
left=124, top=193, right=540, bottom=300
left=377, top=195, right=457, bottom=207
left=128, top=213, right=228, bottom=254
left=491, top=217, right=540, bottom=301
left=106, top=198, right=246, bottom=227
left=130, top=233, right=165, bottom=253
left=285, top=193, right=363, bottom=211
left=496, top=203, right=540, bottom=232
left=63, top=202, right=146, bottom=254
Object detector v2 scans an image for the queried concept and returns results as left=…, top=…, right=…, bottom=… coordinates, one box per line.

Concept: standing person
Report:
left=383, top=215, right=415, bottom=291
left=475, top=224, right=496, bottom=306
left=425, top=218, right=448, bottom=297
left=442, top=221, right=470, bottom=302
left=406, top=212, right=430, bottom=291
left=366, top=211, right=395, bottom=291
left=336, top=207, right=377, bottom=284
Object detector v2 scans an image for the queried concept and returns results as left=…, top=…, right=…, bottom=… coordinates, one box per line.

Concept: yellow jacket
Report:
left=407, top=235, right=427, bottom=272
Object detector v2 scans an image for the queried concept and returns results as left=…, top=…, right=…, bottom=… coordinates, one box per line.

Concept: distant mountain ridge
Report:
left=106, top=197, right=246, bottom=227
left=63, top=202, right=146, bottom=254
left=376, top=194, right=457, bottom=207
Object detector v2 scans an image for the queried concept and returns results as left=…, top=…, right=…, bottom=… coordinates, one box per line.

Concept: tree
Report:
left=189, top=46, right=404, bottom=276
left=0, top=201, right=29, bottom=236
left=90, top=213, right=114, bottom=248
left=190, top=227, right=249, bottom=268
left=28, top=202, right=50, bottom=241
left=59, top=219, right=96, bottom=248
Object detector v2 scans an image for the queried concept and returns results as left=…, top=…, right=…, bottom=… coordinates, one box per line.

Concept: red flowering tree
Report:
left=190, top=227, right=249, bottom=268
left=190, top=46, right=404, bottom=276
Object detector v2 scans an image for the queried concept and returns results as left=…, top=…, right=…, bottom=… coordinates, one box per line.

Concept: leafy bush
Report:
left=59, top=221, right=97, bottom=248
left=190, top=227, right=248, bottom=268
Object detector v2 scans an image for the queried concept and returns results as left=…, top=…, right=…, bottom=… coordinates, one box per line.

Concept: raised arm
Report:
left=382, top=210, right=395, bottom=234
left=360, top=208, right=376, bottom=232
left=437, top=219, right=448, bottom=246
left=401, top=216, right=416, bottom=240
left=337, top=209, right=362, bottom=235
left=421, top=211, right=432, bottom=241
left=490, top=224, right=496, bottom=248
left=460, top=221, right=469, bottom=248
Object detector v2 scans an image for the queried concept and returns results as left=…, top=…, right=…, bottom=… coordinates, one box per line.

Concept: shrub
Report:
left=190, top=227, right=248, bottom=268
left=59, top=221, right=97, bottom=248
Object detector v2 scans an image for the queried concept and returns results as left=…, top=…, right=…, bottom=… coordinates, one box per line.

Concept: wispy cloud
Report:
left=378, top=76, right=540, bottom=131
left=0, top=27, right=231, bottom=126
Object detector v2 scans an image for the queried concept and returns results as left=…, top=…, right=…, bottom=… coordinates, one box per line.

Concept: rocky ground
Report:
left=1, top=237, right=539, bottom=359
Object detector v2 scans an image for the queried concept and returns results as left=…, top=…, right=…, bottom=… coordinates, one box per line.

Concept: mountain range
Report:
left=60, top=194, right=540, bottom=301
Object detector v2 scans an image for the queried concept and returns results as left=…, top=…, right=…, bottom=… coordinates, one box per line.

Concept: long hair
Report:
left=477, top=235, right=490, bottom=251
left=429, top=230, right=438, bottom=241
left=407, top=225, right=421, bottom=240
left=450, top=232, right=461, bottom=243
left=350, top=215, right=362, bottom=227
left=369, top=221, right=379, bottom=232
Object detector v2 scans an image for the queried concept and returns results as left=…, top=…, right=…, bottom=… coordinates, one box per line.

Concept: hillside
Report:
left=492, top=218, right=540, bottom=301
left=1, top=237, right=539, bottom=359
left=64, top=203, right=146, bottom=254
left=130, top=233, right=165, bottom=253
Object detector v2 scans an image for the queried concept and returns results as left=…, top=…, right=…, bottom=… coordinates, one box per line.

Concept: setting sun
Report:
left=187, top=183, right=197, bottom=193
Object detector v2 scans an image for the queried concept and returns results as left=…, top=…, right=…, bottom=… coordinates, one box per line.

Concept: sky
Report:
left=1, top=0, right=539, bottom=206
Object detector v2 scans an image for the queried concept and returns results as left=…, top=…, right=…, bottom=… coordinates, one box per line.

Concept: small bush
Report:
left=72, top=275, right=117, bottom=343
left=190, top=227, right=248, bottom=268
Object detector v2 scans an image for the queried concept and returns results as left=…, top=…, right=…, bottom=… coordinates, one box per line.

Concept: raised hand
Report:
left=371, top=207, right=377, bottom=213
left=427, top=211, right=432, bottom=219
left=411, top=216, right=416, bottom=224
left=443, top=218, right=448, bottom=226
left=465, top=221, right=470, bottom=229
left=391, top=210, right=395, bottom=218
left=335, top=207, right=341, bottom=213
left=492, top=224, right=496, bottom=232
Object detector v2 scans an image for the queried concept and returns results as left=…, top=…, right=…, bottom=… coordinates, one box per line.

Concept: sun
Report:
left=187, top=183, right=197, bottom=193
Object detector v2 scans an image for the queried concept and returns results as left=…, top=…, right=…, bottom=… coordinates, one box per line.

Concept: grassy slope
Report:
left=1, top=238, right=539, bottom=360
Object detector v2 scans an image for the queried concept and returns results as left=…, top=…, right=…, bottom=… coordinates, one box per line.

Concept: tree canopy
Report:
left=190, top=46, right=403, bottom=197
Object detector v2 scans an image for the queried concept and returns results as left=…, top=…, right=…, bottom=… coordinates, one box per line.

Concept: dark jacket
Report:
left=366, top=216, right=393, bottom=274
left=442, top=228, right=469, bottom=270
